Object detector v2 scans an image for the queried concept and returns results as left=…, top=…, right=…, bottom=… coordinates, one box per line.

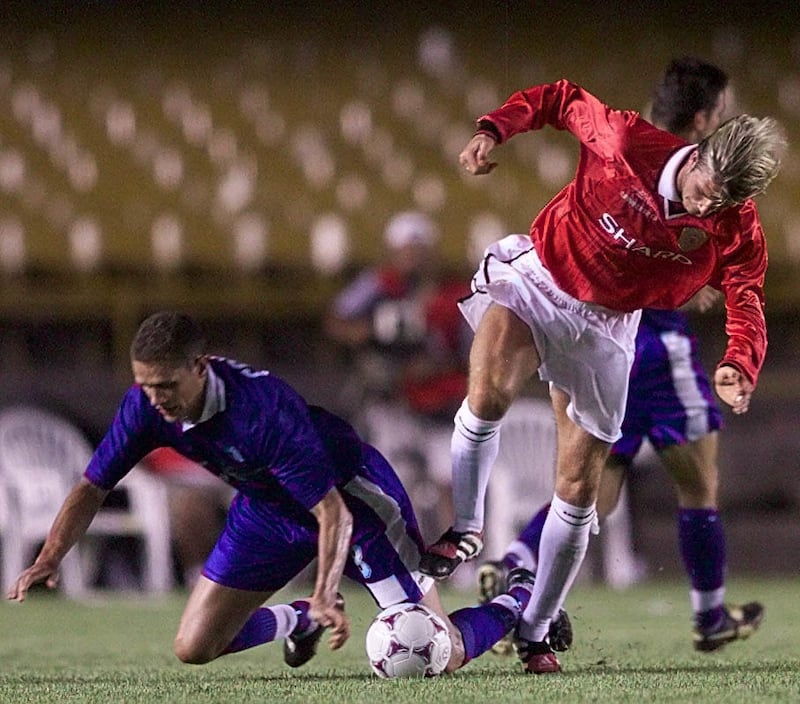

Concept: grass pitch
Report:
left=1, top=576, right=797, bottom=703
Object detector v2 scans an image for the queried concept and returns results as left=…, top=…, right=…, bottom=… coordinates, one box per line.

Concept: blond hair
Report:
left=696, top=115, right=787, bottom=204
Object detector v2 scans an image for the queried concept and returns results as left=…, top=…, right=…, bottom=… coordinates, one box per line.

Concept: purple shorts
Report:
left=611, top=318, right=723, bottom=463
left=203, top=445, right=434, bottom=607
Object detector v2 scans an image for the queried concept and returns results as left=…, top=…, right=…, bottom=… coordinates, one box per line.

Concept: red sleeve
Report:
left=715, top=202, right=768, bottom=386
left=478, top=79, right=639, bottom=159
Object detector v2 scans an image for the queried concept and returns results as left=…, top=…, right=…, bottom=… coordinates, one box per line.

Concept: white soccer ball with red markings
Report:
left=365, top=602, right=452, bottom=678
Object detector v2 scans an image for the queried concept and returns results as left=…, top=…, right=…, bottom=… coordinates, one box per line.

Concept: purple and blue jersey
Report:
left=611, top=310, right=723, bottom=462
left=85, top=357, right=433, bottom=604
left=87, top=357, right=352, bottom=512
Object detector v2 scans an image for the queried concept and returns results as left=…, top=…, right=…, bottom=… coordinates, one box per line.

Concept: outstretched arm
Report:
left=309, top=487, right=353, bottom=650
left=6, top=478, right=109, bottom=602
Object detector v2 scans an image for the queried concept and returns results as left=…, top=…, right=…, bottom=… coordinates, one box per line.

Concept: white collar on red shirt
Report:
left=658, top=144, right=696, bottom=219
left=182, top=364, right=226, bottom=430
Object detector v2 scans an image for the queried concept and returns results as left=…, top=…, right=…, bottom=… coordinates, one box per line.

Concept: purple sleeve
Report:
left=273, top=460, right=337, bottom=511
left=84, top=387, right=162, bottom=489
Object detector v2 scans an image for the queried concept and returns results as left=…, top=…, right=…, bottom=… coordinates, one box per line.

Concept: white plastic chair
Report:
left=0, top=426, right=86, bottom=597
left=0, top=406, right=173, bottom=596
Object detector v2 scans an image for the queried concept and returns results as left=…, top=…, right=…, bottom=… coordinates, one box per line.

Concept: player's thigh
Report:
left=342, top=472, right=433, bottom=608
left=204, top=493, right=318, bottom=592
left=468, top=303, right=540, bottom=415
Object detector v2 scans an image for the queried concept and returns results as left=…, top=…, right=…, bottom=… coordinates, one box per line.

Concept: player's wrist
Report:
left=475, top=119, right=501, bottom=143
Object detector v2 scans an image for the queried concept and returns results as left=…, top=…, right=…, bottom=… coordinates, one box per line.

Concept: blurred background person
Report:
left=325, top=211, right=472, bottom=542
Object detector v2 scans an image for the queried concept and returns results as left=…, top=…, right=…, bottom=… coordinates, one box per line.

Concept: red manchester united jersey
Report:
left=479, top=79, right=767, bottom=385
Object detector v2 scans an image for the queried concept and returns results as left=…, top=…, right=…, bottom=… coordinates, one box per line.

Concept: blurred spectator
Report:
left=143, top=447, right=233, bottom=588
left=325, top=211, right=471, bottom=540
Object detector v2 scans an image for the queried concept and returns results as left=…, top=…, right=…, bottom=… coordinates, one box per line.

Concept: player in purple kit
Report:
left=7, top=310, right=535, bottom=674
left=476, top=58, right=764, bottom=656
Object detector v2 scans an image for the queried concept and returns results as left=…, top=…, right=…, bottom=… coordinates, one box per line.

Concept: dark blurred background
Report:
left=0, top=1, right=798, bottom=577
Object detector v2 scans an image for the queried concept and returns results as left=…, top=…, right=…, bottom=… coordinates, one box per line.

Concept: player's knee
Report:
left=554, top=475, right=598, bottom=506
left=173, top=634, right=217, bottom=665
left=467, top=386, right=512, bottom=420
left=673, top=471, right=718, bottom=506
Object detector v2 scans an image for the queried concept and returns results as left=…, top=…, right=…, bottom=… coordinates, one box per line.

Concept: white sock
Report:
left=691, top=586, right=725, bottom=615
left=517, top=494, right=595, bottom=642
left=273, top=603, right=300, bottom=639
left=450, top=399, right=502, bottom=533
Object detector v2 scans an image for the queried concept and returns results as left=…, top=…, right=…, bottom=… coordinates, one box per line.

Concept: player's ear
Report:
left=194, top=355, right=209, bottom=377
left=692, top=110, right=708, bottom=139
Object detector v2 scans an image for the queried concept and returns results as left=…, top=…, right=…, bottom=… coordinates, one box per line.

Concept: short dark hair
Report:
left=651, top=57, right=728, bottom=134
left=130, top=311, right=207, bottom=366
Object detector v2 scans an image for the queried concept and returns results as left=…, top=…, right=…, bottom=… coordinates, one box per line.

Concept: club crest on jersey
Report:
left=678, top=227, right=708, bottom=252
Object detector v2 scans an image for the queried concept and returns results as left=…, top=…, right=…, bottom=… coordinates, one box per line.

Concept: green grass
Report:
left=1, top=577, right=798, bottom=703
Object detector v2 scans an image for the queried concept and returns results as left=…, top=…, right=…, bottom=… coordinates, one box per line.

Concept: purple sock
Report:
left=222, top=608, right=279, bottom=654
left=508, top=583, right=533, bottom=611
left=448, top=602, right=519, bottom=663
left=511, top=502, right=550, bottom=567
left=678, top=508, right=726, bottom=629
left=290, top=599, right=313, bottom=636
left=501, top=553, right=523, bottom=571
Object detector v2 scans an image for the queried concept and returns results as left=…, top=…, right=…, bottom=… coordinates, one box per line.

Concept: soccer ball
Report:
left=365, top=602, right=452, bottom=678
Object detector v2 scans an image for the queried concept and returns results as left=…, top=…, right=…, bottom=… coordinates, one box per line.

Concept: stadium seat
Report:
left=0, top=412, right=85, bottom=597
left=0, top=406, right=173, bottom=596
left=484, top=397, right=641, bottom=588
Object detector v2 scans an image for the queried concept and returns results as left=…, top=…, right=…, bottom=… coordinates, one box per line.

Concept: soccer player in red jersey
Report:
left=419, top=78, right=785, bottom=674
left=476, top=57, right=766, bottom=659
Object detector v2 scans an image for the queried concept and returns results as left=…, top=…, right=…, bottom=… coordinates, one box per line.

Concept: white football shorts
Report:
left=459, top=234, right=641, bottom=443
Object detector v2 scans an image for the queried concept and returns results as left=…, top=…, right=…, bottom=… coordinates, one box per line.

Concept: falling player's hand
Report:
left=6, top=559, right=60, bottom=602
left=326, top=608, right=350, bottom=650
left=714, top=365, right=753, bottom=414
left=310, top=594, right=351, bottom=650
left=459, top=133, right=498, bottom=175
